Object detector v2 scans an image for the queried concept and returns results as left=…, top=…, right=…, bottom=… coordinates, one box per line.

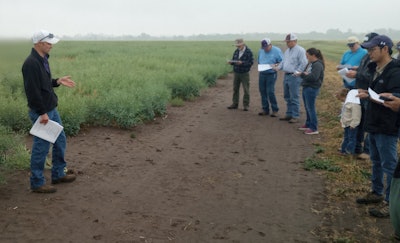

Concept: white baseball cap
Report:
left=32, top=30, right=59, bottom=44
left=284, top=33, right=298, bottom=41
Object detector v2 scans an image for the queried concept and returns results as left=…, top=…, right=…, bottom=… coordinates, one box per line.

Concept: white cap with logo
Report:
left=32, top=30, right=60, bottom=44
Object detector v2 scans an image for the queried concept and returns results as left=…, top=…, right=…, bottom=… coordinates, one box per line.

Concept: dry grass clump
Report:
left=317, top=59, right=372, bottom=200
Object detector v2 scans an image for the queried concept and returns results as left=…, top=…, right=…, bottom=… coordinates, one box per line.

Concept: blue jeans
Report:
left=259, top=72, right=278, bottom=113
left=283, top=74, right=301, bottom=118
left=302, top=86, right=319, bottom=131
left=28, top=109, right=67, bottom=189
left=341, top=127, right=358, bottom=154
left=368, top=133, right=398, bottom=202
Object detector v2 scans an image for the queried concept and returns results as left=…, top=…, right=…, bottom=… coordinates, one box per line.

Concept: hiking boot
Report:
left=258, top=111, right=269, bottom=116
left=357, top=153, right=370, bottom=160
left=356, top=191, right=383, bottom=204
left=52, top=174, right=77, bottom=184
left=288, top=118, right=299, bottom=123
left=227, top=104, right=238, bottom=109
left=298, top=125, right=308, bottom=131
left=32, top=184, right=57, bottom=193
left=279, top=116, right=292, bottom=121
left=369, top=201, right=389, bottom=218
left=304, top=128, right=319, bottom=135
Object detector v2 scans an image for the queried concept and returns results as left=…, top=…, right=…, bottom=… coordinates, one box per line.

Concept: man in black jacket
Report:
left=227, top=38, right=254, bottom=111
left=22, top=30, right=76, bottom=193
left=346, top=32, right=379, bottom=160
left=355, top=35, right=400, bottom=218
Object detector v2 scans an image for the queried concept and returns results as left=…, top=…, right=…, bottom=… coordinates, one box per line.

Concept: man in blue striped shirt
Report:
left=275, top=33, right=307, bottom=123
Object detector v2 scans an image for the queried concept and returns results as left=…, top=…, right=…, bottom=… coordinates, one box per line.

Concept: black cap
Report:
left=363, top=32, right=379, bottom=43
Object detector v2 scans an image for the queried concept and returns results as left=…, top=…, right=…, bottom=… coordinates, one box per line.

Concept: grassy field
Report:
left=0, top=39, right=349, bottom=176
left=1, top=40, right=381, bottom=240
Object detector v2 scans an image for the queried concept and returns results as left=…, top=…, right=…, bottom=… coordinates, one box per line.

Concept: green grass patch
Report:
left=304, top=156, right=341, bottom=172
left=170, top=97, right=185, bottom=107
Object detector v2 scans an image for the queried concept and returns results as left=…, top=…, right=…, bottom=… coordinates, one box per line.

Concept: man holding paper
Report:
left=337, top=36, right=367, bottom=89
left=227, top=38, right=254, bottom=111
left=355, top=35, right=400, bottom=218
left=22, top=30, right=76, bottom=193
left=275, top=33, right=307, bottom=123
left=257, top=38, right=283, bottom=117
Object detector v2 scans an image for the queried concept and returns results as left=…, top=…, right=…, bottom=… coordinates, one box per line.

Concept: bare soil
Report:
left=0, top=66, right=395, bottom=242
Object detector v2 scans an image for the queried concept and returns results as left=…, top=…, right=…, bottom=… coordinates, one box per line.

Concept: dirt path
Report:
left=1, top=65, right=329, bottom=242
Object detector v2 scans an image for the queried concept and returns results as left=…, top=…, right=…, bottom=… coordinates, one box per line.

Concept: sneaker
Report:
left=298, top=125, right=308, bottom=131
left=279, top=116, right=292, bottom=121
left=258, top=111, right=269, bottom=116
left=52, top=174, right=77, bottom=184
left=356, top=153, right=370, bottom=160
left=369, top=201, right=389, bottom=218
left=227, top=104, right=238, bottom=109
left=288, top=118, right=299, bottom=123
left=270, top=112, right=278, bottom=117
left=32, top=184, right=57, bottom=193
left=356, top=191, right=383, bottom=204
left=304, top=128, right=319, bottom=135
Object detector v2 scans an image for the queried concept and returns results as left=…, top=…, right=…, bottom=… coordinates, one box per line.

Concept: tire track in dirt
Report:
left=0, top=66, right=326, bottom=242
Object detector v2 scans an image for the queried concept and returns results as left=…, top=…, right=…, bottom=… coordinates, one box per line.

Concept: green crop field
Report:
left=0, top=40, right=348, bottom=174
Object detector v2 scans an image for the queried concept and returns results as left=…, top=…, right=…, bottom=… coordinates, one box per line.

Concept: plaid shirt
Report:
left=230, top=46, right=254, bottom=73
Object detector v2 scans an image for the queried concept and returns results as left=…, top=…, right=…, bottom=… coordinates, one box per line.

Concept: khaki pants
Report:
left=232, top=72, right=250, bottom=107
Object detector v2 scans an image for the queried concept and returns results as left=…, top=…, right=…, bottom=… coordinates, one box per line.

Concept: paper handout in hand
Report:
left=29, top=118, right=64, bottom=143
left=368, top=88, right=389, bottom=103
left=338, top=68, right=355, bottom=85
left=258, top=64, right=272, bottom=72
left=344, top=89, right=360, bottom=104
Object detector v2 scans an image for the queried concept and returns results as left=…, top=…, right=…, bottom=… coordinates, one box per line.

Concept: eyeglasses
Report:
left=38, top=33, right=54, bottom=42
left=347, top=43, right=356, bottom=48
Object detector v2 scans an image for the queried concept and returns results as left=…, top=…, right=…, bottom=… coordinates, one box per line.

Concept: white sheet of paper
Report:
left=258, top=64, right=272, bottom=72
left=344, top=89, right=360, bottom=104
left=338, top=68, right=355, bottom=84
left=368, top=88, right=384, bottom=103
left=29, top=118, right=64, bottom=143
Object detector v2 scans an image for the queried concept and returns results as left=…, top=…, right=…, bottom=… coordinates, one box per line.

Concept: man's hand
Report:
left=380, top=93, right=400, bottom=112
left=40, top=113, right=49, bottom=124
left=356, top=89, right=369, bottom=99
left=346, top=70, right=357, bottom=79
left=58, top=76, right=75, bottom=88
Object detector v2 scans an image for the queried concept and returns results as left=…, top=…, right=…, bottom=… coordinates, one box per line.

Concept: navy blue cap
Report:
left=361, top=35, right=393, bottom=49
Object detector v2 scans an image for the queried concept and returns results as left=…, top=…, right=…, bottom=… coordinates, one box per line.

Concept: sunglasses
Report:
left=347, top=43, right=356, bottom=48
left=39, top=33, right=54, bottom=42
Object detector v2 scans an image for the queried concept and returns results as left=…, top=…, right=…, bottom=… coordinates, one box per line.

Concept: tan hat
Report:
left=234, top=38, right=245, bottom=46
left=347, top=36, right=360, bottom=44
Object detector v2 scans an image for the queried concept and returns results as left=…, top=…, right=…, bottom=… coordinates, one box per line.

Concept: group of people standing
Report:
left=334, top=33, right=400, bottom=228
left=227, top=33, right=324, bottom=135
left=227, top=33, right=400, bottom=239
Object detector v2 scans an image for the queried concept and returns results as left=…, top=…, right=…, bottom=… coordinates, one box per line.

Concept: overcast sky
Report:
left=1, top=0, right=399, bottom=38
